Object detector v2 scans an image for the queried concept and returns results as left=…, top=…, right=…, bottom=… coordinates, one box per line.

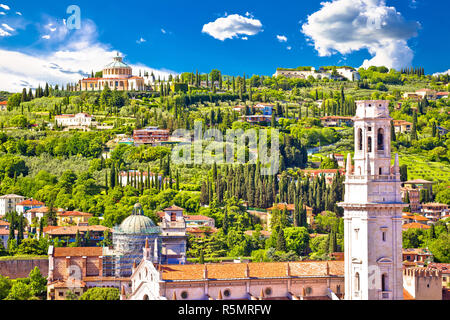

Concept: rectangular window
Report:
left=382, top=232, right=386, bottom=241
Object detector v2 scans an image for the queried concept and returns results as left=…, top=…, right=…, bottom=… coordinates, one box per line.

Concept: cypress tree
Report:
left=275, top=226, right=286, bottom=252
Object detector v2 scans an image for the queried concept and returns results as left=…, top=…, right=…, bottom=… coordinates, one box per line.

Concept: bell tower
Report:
left=338, top=100, right=406, bottom=300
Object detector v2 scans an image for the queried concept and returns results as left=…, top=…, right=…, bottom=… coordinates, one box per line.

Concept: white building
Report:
left=55, top=113, right=92, bottom=128
left=0, top=194, right=25, bottom=216
left=338, top=100, right=406, bottom=300
left=336, top=67, right=361, bottom=81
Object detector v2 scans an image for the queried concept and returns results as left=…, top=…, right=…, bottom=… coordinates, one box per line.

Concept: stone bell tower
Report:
left=338, top=100, right=406, bottom=300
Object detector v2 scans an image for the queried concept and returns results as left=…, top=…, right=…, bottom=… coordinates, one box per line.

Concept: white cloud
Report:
left=301, top=0, right=420, bottom=70
left=0, top=12, right=5, bottom=15
left=42, top=35, right=50, bottom=39
left=0, top=27, right=11, bottom=36
left=433, top=69, right=450, bottom=77
left=277, top=35, right=287, bottom=42
left=202, top=14, right=262, bottom=41
left=0, top=19, right=178, bottom=92
left=1, top=23, right=14, bottom=32
left=0, top=4, right=10, bottom=10
left=287, top=46, right=292, bottom=50
left=136, top=37, right=146, bottom=44
left=242, top=36, right=248, bottom=40
left=161, top=28, right=166, bottom=34
left=16, top=11, right=21, bottom=16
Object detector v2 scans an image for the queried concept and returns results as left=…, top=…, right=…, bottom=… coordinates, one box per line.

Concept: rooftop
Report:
left=52, top=246, right=103, bottom=257
left=159, top=260, right=343, bottom=281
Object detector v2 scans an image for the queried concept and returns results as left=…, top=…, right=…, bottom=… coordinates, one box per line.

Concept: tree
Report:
left=284, top=227, right=310, bottom=256
left=428, top=233, right=450, bottom=263
left=28, top=267, right=47, bottom=298
left=0, top=275, right=12, bottom=300
left=80, top=287, right=119, bottom=300
left=5, top=281, right=33, bottom=300
left=399, top=165, right=408, bottom=182
left=275, top=226, right=286, bottom=252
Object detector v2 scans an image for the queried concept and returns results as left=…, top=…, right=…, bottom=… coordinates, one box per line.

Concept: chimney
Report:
left=245, top=264, right=250, bottom=278
left=260, top=288, right=265, bottom=300
left=217, top=290, right=223, bottom=300
left=286, top=262, right=291, bottom=277
left=326, top=262, right=330, bottom=275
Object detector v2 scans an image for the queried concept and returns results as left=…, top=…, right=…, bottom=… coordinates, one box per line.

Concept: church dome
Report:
left=102, top=53, right=132, bottom=79
left=117, top=203, right=158, bottom=234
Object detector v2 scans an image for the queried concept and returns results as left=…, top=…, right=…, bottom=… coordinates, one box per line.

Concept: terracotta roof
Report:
left=57, top=211, right=93, bottom=217
left=186, top=227, right=218, bottom=234
left=0, top=101, right=7, bottom=105
left=16, top=199, right=44, bottom=206
left=411, top=215, right=429, bottom=222
left=160, top=261, right=344, bottom=281
left=428, top=263, right=450, bottom=274
left=393, top=120, right=413, bottom=125
left=402, top=223, right=431, bottom=230
left=164, top=205, right=184, bottom=211
left=403, top=288, right=415, bottom=300
left=0, top=220, right=10, bottom=226
left=422, top=203, right=448, bottom=208
left=26, top=206, right=65, bottom=214
left=403, top=248, right=432, bottom=256
left=43, top=226, right=62, bottom=233
left=45, top=225, right=111, bottom=236
left=268, top=203, right=295, bottom=211
left=53, top=247, right=103, bottom=257
left=184, top=215, right=214, bottom=221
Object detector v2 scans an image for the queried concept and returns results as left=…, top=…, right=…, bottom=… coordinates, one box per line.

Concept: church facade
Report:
left=338, top=100, right=406, bottom=300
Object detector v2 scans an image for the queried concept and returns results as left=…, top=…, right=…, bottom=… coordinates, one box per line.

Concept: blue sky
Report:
left=0, top=0, right=449, bottom=92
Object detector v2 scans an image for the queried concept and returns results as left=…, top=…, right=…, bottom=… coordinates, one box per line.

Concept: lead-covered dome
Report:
left=117, top=203, right=159, bottom=234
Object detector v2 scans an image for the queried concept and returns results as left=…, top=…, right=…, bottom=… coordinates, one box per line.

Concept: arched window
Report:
left=378, top=128, right=384, bottom=151
left=355, top=272, right=360, bottom=291
left=358, top=128, right=363, bottom=151
left=367, top=137, right=372, bottom=153
left=382, top=274, right=388, bottom=291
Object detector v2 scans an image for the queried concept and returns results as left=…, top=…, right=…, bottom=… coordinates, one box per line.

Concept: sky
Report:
left=0, top=0, right=449, bottom=92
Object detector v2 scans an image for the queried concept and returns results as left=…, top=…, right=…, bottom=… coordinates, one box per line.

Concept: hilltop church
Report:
left=78, top=53, right=146, bottom=91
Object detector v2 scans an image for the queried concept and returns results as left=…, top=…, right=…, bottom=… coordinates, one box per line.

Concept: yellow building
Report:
left=57, top=211, right=92, bottom=226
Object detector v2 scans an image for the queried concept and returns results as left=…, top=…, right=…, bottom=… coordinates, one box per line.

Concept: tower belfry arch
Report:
left=338, top=100, right=407, bottom=300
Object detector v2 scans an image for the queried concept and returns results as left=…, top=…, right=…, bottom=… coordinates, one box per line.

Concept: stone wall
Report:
left=0, top=258, right=49, bottom=279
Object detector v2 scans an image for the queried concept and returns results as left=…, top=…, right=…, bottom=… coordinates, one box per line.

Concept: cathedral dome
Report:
left=117, top=203, right=158, bottom=234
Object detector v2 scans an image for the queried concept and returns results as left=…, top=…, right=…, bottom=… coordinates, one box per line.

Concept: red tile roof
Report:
left=184, top=215, right=214, bottom=221
left=57, top=211, right=93, bottom=217
left=0, top=101, right=7, bottom=105
left=53, top=247, right=103, bottom=257
left=164, top=205, right=184, bottom=211
left=45, top=225, right=111, bottom=236
left=160, top=261, right=343, bottom=281
left=402, top=222, right=431, bottom=230
left=16, top=199, right=45, bottom=206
